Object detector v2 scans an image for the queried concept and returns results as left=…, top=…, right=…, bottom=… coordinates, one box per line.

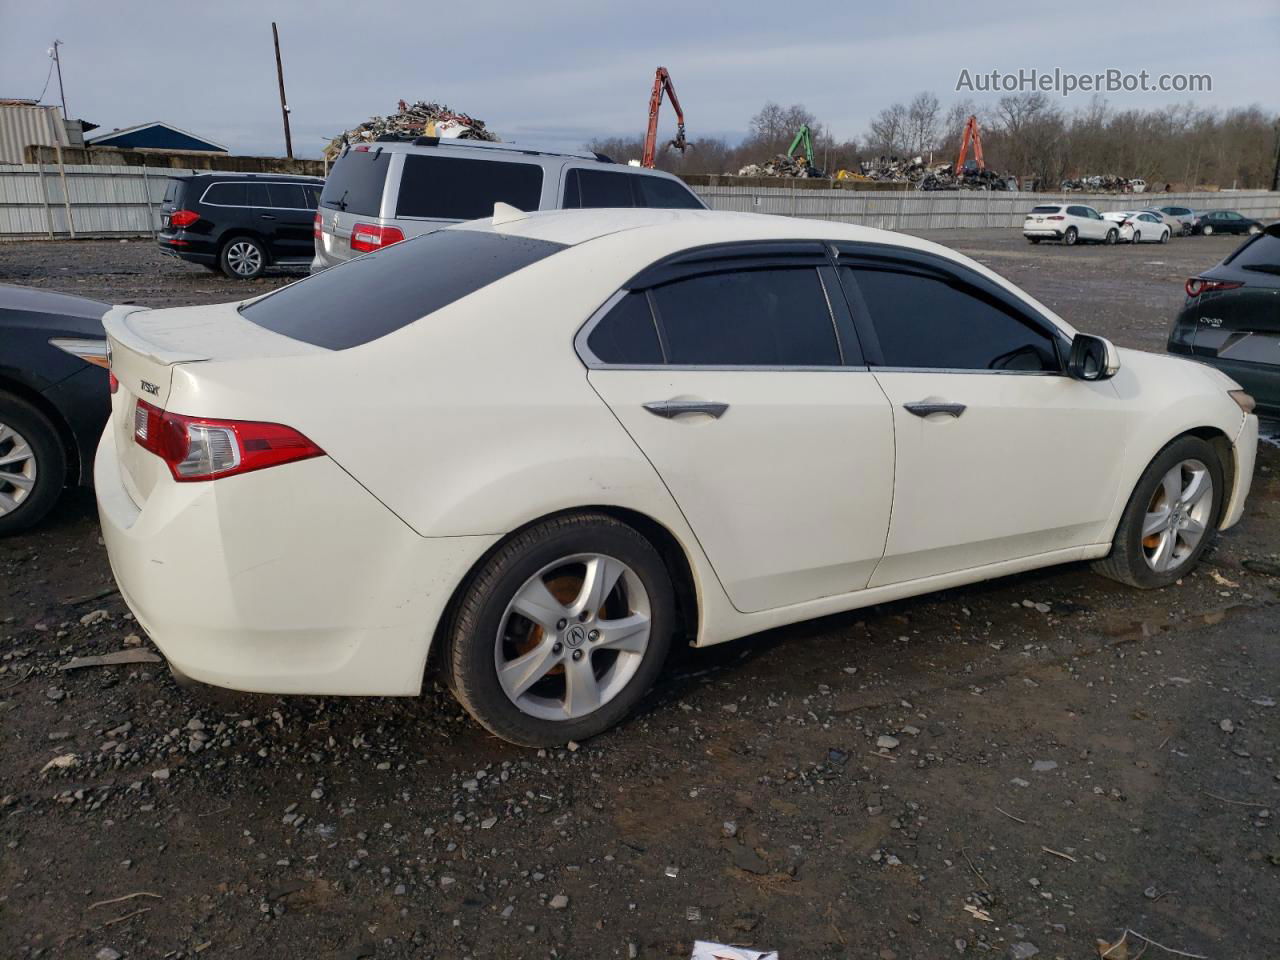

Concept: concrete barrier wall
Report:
left=2, top=162, right=1277, bottom=240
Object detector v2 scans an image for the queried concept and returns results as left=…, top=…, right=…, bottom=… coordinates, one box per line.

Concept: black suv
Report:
left=159, top=173, right=325, bottom=279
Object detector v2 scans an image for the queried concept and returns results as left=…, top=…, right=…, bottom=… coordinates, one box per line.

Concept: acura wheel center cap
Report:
left=564, top=624, right=588, bottom=648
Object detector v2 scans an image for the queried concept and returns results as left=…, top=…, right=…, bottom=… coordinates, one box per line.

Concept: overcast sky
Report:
left=2, top=0, right=1277, bottom=159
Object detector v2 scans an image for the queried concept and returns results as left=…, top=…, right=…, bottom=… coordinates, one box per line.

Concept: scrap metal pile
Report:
left=326, top=100, right=498, bottom=159
left=736, top=154, right=825, bottom=178
left=858, top=156, right=1014, bottom=191
left=1061, top=175, right=1143, bottom=192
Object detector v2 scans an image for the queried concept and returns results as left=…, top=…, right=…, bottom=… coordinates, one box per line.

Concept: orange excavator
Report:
left=955, top=114, right=985, bottom=172
left=642, top=67, right=688, bottom=168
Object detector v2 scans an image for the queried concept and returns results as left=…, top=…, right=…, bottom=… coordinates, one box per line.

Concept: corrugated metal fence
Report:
left=1, top=162, right=1277, bottom=239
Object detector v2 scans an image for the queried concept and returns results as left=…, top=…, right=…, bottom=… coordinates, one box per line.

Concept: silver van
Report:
left=312, top=138, right=705, bottom=271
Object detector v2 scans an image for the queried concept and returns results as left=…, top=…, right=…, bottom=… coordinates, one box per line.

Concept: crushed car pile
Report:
left=326, top=99, right=499, bottom=159
left=1061, top=175, right=1145, bottom=192
left=737, top=154, right=825, bottom=178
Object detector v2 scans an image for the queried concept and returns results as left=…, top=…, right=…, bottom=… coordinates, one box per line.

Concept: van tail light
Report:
left=1185, top=277, right=1243, bottom=297
left=314, top=212, right=322, bottom=239
left=1046, top=215, right=1065, bottom=221
left=350, top=223, right=405, bottom=253
left=168, top=209, right=199, bottom=228
left=133, top=399, right=323, bottom=482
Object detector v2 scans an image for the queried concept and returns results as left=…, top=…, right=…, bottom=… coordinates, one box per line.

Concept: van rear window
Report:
left=319, top=148, right=390, bottom=217
left=397, top=154, right=543, bottom=220
left=238, top=229, right=565, bottom=350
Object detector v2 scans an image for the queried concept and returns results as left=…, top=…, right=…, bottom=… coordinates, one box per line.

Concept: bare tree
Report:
left=866, top=102, right=909, bottom=156
left=906, top=91, right=941, bottom=156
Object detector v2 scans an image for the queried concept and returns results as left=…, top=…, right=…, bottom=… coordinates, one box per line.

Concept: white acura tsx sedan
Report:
left=97, top=208, right=1258, bottom=746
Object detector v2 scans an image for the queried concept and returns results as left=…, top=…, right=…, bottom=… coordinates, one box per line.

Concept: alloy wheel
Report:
left=226, top=241, right=263, bottom=277
left=1142, top=458, right=1213, bottom=573
left=495, top=553, right=651, bottom=721
left=0, top=420, right=38, bottom=517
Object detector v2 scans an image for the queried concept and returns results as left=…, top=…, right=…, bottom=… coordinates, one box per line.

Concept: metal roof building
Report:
left=0, top=101, right=77, bottom=164
left=87, top=121, right=227, bottom=153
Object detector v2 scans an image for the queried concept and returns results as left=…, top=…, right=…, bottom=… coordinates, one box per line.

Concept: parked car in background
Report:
left=1151, top=204, right=1196, bottom=236
left=159, top=173, right=325, bottom=279
left=1139, top=209, right=1184, bottom=236
left=0, top=284, right=111, bottom=534
left=312, top=137, right=705, bottom=271
left=1193, top=210, right=1265, bottom=237
left=1103, top=211, right=1171, bottom=244
left=1023, top=204, right=1118, bottom=245
left=1168, top=223, right=1280, bottom=416
left=97, top=209, right=1256, bottom=746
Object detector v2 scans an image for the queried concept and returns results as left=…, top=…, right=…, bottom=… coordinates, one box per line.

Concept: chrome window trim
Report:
left=198, top=180, right=320, bottom=211
left=870, top=366, right=1065, bottom=377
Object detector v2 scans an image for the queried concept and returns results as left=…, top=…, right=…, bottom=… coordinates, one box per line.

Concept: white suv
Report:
left=312, top=138, right=705, bottom=271
left=1023, top=204, right=1118, bottom=246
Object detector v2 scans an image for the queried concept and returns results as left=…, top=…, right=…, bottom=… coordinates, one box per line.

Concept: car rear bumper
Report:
left=157, top=234, right=217, bottom=265
left=1023, top=227, right=1063, bottom=239
left=95, top=426, right=497, bottom=696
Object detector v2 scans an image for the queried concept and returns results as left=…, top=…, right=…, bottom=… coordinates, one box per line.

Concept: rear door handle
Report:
left=903, top=401, right=966, bottom=418
left=643, top=400, right=729, bottom=419
left=259, top=214, right=277, bottom=221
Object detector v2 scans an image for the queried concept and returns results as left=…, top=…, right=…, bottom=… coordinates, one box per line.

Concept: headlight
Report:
left=1229, top=389, right=1256, bottom=414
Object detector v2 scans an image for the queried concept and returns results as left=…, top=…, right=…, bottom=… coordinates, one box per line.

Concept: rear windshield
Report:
left=238, top=229, right=565, bottom=349
left=396, top=154, right=543, bottom=220
left=1030, top=205, right=1060, bottom=214
left=319, top=148, right=390, bottom=216
left=1226, top=229, right=1280, bottom=272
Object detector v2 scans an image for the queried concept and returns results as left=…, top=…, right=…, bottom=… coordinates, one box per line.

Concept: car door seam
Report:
left=865, top=371, right=898, bottom=586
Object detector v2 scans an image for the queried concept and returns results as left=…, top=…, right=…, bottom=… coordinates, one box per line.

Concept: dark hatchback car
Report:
left=1192, top=209, right=1265, bottom=237
left=0, top=284, right=112, bottom=534
left=159, top=173, right=324, bottom=279
left=1168, top=223, right=1280, bottom=415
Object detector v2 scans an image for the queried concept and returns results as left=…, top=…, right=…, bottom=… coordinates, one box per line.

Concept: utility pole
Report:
left=1272, top=120, right=1280, bottom=192
left=271, top=22, right=293, bottom=159
left=50, top=39, right=67, bottom=117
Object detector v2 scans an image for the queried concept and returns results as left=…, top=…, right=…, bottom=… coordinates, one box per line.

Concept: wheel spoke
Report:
left=3, top=472, right=33, bottom=490
left=0, top=490, right=17, bottom=514
left=498, top=641, right=561, bottom=700
left=511, top=577, right=569, bottom=632
left=1181, top=469, right=1210, bottom=507
left=563, top=656, right=602, bottom=717
left=570, top=556, right=625, bottom=619
left=1160, top=467, right=1182, bottom=509
left=1143, top=508, right=1172, bottom=538
left=0, top=424, right=13, bottom=445
left=1181, top=517, right=1206, bottom=541
left=1150, top=528, right=1176, bottom=572
left=0, top=442, right=32, bottom=468
left=595, top=613, right=650, bottom=654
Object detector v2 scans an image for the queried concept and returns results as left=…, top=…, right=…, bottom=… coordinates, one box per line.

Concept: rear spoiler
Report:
left=103, top=305, right=212, bottom=365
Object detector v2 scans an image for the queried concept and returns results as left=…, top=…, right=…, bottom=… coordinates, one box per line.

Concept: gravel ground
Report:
left=1, top=232, right=1278, bottom=960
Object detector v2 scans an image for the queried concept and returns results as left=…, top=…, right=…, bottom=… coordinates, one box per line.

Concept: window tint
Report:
left=267, top=183, right=307, bottom=209
left=651, top=268, right=840, bottom=367
left=634, top=175, right=703, bottom=209
left=203, top=182, right=247, bottom=206
left=1066, top=206, right=1088, bottom=217
left=564, top=169, right=635, bottom=209
left=397, top=154, right=543, bottom=220
left=842, top=267, right=1059, bottom=372
left=319, top=148, right=390, bottom=216
left=1030, top=205, right=1060, bottom=214
left=162, top=179, right=181, bottom=204
left=244, top=183, right=271, bottom=208
left=302, top=184, right=323, bottom=208
left=239, top=230, right=564, bottom=350
left=587, top=292, right=663, bottom=364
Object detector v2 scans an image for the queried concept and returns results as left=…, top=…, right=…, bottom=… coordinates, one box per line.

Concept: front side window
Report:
left=244, top=183, right=271, bottom=208
left=267, top=183, right=308, bottom=209
left=649, top=268, right=840, bottom=367
left=634, top=176, right=703, bottom=209
left=842, top=267, right=1059, bottom=372
left=397, top=154, right=543, bottom=220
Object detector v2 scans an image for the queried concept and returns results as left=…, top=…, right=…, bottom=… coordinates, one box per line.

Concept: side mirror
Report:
left=1067, top=334, right=1120, bottom=381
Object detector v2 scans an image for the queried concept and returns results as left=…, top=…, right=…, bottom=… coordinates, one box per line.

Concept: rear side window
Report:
left=564, top=169, right=635, bottom=208
left=1030, top=205, right=1060, bottom=214
left=203, top=182, right=247, bottom=206
left=320, top=149, right=391, bottom=216
left=397, top=155, right=543, bottom=220
left=842, top=267, right=1059, bottom=372
left=239, top=230, right=564, bottom=350
left=267, top=183, right=308, bottom=209
left=586, top=292, right=663, bottom=364
left=650, top=268, right=840, bottom=367
left=244, top=183, right=271, bottom=207
left=634, top=175, right=703, bottom=209
left=302, top=184, right=322, bottom=208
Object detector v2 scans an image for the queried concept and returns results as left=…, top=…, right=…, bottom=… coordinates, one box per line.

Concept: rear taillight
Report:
left=1185, top=277, right=1243, bottom=297
left=132, top=399, right=323, bottom=482
left=168, top=209, right=199, bottom=228
left=313, top=212, right=322, bottom=239
left=1046, top=215, right=1065, bottom=221
left=108, top=372, right=119, bottom=394
left=350, top=223, right=405, bottom=253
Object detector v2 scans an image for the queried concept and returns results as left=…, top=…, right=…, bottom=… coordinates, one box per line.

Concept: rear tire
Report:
left=219, top=236, right=266, bottom=279
left=442, top=512, right=676, bottom=747
left=1063, top=227, right=1078, bottom=246
left=0, top=392, right=67, bottom=536
left=1160, top=229, right=1170, bottom=244
left=1093, top=435, right=1223, bottom=589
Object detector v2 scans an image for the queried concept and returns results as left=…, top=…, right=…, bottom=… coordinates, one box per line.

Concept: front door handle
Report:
left=259, top=214, right=277, bottom=221
left=643, top=400, right=729, bottom=419
left=903, top=401, right=966, bottom=418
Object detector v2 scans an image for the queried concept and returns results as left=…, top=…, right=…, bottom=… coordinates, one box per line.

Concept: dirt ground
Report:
left=1, top=232, right=1277, bottom=960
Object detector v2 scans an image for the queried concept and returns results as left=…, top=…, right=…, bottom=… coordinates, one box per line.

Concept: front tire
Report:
left=443, top=513, right=676, bottom=747
left=220, top=236, right=266, bottom=279
left=1105, top=228, right=1118, bottom=245
left=0, top=393, right=67, bottom=536
left=1063, top=227, right=1078, bottom=246
left=1160, top=229, right=1170, bottom=244
left=1247, top=224, right=1261, bottom=235
left=1202, top=224, right=1214, bottom=236
left=1093, top=435, right=1223, bottom=589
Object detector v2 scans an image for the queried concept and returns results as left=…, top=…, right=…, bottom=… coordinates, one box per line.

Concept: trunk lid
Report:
left=104, top=301, right=325, bottom=505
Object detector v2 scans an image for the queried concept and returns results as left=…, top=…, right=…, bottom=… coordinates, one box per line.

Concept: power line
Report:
left=34, top=58, right=55, bottom=103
